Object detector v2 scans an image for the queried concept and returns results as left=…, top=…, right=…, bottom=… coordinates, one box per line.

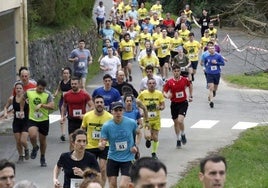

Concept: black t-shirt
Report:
left=57, top=151, right=100, bottom=188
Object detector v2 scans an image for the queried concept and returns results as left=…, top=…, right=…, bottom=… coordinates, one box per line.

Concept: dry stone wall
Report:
left=28, top=26, right=98, bottom=91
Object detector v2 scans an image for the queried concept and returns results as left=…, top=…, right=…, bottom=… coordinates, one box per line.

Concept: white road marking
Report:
left=49, top=114, right=61, bottom=124
left=161, top=118, right=174, bottom=128
left=231, top=122, right=258, bottom=130
left=191, top=120, right=219, bottom=129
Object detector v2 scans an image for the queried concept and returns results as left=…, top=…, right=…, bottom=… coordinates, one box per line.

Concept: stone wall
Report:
left=28, top=25, right=99, bottom=92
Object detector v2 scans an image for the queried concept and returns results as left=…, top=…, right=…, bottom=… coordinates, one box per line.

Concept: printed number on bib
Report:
left=211, top=65, right=217, bottom=71
left=115, top=141, right=127, bottom=151
left=176, top=91, right=184, bottom=98
left=92, top=131, right=101, bottom=139
left=15, top=111, right=24, bottom=118
left=125, top=47, right=131, bottom=52
left=73, top=109, right=82, bottom=117
left=34, top=112, right=43, bottom=119
left=78, top=62, right=85, bottom=68
left=70, top=179, right=83, bottom=188
left=148, top=111, right=157, bottom=118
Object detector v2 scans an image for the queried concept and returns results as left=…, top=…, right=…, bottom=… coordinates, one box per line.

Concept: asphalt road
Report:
left=1, top=1, right=268, bottom=187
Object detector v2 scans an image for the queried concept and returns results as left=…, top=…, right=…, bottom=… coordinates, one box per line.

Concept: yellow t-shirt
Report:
left=179, top=29, right=190, bottom=43
left=150, top=18, right=160, bottom=26
left=118, top=2, right=124, bottom=15
left=152, top=32, right=161, bottom=42
left=139, top=33, right=152, bottom=50
left=154, top=37, right=171, bottom=58
left=137, top=90, right=164, bottom=122
left=209, top=28, right=217, bottom=37
left=183, top=40, right=201, bottom=61
left=124, top=5, right=131, bottom=13
left=111, top=24, right=122, bottom=42
left=170, top=37, right=183, bottom=51
left=184, top=9, right=193, bottom=22
left=81, top=110, right=113, bottom=149
left=120, top=39, right=135, bottom=60
left=150, top=4, right=162, bottom=17
left=138, top=8, right=148, bottom=20
left=200, top=36, right=211, bottom=49
left=139, top=55, right=159, bottom=77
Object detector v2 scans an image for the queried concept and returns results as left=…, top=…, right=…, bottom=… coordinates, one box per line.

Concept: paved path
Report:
left=0, top=1, right=267, bottom=187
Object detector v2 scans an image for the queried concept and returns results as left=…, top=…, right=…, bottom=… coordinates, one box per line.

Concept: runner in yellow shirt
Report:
left=81, top=95, right=113, bottom=187
left=119, top=33, right=136, bottom=82
left=137, top=77, right=165, bottom=159
left=150, top=0, right=163, bottom=18
left=200, top=29, right=211, bottom=50
left=154, top=29, right=171, bottom=80
left=183, top=32, right=201, bottom=81
left=139, top=48, right=160, bottom=77
left=179, top=23, right=190, bottom=44
left=139, top=27, right=152, bottom=51
left=137, top=3, right=148, bottom=25
left=170, top=31, right=183, bottom=62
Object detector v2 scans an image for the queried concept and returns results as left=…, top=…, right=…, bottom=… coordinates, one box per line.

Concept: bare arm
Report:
left=53, top=165, right=62, bottom=188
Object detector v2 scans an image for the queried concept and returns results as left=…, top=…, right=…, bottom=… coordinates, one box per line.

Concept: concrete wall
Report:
left=28, top=26, right=99, bottom=92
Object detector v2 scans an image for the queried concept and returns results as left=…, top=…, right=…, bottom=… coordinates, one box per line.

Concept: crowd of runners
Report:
left=0, top=0, right=228, bottom=187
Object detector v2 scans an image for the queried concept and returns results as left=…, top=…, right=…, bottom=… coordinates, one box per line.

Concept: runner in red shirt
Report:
left=163, top=64, right=193, bottom=149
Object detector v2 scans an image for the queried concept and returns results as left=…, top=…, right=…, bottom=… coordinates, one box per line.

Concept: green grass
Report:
left=173, top=126, right=268, bottom=187
left=223, top=72, right=268, bottom=90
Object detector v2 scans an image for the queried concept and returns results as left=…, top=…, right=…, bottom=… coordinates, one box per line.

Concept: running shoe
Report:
left=129, top=75, right=132, bottom=82
left=181, top=134, right=187, bottom=145
left=60, top=135, right=66, bottom=142
left=30, top=145, right=39, bottom=159
left=17, top=156, right=24, bottom=164
left=24, top=149, right=29, bottom=160
left=151, top=152, right=158, bottom=159
left=176, top=140, right=181, bottom=149
left=209, top=101, right=214, bottom=108
left=145, top=140, right=151, bottom=148
left=40, top=156, right=47, bottom=167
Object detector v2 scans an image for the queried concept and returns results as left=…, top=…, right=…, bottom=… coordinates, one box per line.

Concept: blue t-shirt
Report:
left=101, top=117, right=138, bottom=162
left=123, top=109, right=141, bottom=121
left=69, top=48, right=91, bottom=74
left=204, top=53, right=225, bottom=74
left=92, top=87, right=121, bottom=112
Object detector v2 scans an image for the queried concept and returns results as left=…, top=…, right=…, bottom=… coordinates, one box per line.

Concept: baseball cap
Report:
left=111, top=102, right=124, bottom=110
left=145, top=16, right=150, bottom=20
left=159, top=18, right=163, bottom=21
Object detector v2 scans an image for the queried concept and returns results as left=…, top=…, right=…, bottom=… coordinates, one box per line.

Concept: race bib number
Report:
left=125, top=47, right=131, bottom=52
left=176, top=92, right=184, bottom=98
left=70, top=178, right=83, bottom=188
left=34, top=112, right=43, bottom=119
left=73, top=109, right=82, bottom=117
left=78, top=62, right=85, bottom=68
left=181, top=67, right=187, bottom=71
left=162, top=49, right=167, bottom=54
left=115, top=141, right=127, bottom=151
left=203, top=22, right=207, bottom=26
left=211, top=66, right=217, bottom=71
left=15, top=111, right=24, bottom=118
left=189, top=54, right=195, bottom=59
left=148, top=111, right=157, bottom=118
left=92, top=131, right=101, bottom=139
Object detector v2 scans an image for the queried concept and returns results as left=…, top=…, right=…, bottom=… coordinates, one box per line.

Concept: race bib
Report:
left=92, top=131, right=101, bottom=139
left=162, top=49, right=167, bottom=54
left=34, top=112, right=43, bottom=119
left=73, top=109, right=82, bottom=117
left=211, top=66, right=217, bottom=71
left=176, top=92, right=184, bottom=98
left=125, top=47, right=131, bottom=52
left=115, top=141, right=127, bottom=151
left=78, top=62, right=85, bottom=68
left=181, top=67, right=187, bottom=71
left=70, top=178, right=83, bottom=188
left=104, top=105, right=110, bottom=111
left=15, top=111, right=24, bottom=118
left=148, top=111, right=157, bottom=118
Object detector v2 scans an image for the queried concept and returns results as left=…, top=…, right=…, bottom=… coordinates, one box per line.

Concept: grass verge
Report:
left=174, top=126, right=268, bottom=187
left=223, top=72, right=268, bottom=90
